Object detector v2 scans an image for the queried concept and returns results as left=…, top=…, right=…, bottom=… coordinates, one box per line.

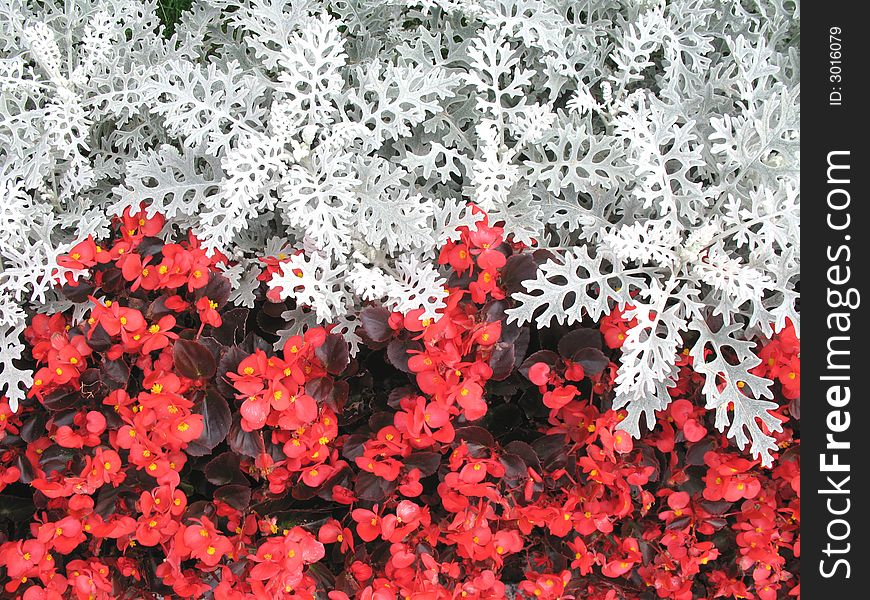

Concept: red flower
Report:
left=542, top=384, right=578, bottom=410
left=702, top=452, right=761, bottom=502
left=58, top=236, right=98, bottom=270
left=182, top=517, right=233, bottom=566
left=141, top=315, right=179, bottom=353
left=528, top=362, right=550, bottom=386
left=351, top=507, right=383, bottom=542
left=196, top=296, right=223, bottom=327
left=601, top=537, right=642, bottom=577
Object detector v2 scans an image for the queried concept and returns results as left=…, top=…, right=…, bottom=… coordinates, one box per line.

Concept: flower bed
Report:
left=0, top=209, right=798, bottom=599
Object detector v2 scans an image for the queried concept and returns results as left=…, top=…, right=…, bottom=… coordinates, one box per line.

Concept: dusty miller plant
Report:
left=0, top=0, right=799, bottom=464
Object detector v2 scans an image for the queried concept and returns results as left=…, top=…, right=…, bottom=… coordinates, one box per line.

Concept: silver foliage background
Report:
left=0, top=0, right=799, bottom=464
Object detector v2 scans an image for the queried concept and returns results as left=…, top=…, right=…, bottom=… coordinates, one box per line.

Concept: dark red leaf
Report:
left=85, top=324, right=113, bottom=352
left=501, top=253, right=538, bottom=294
left=101, top=358, right=130, bottom=390
left=360, top=306, right=393, bottom=343
left=214, top=484, right=251, bottom=511
left=60, top=280, right=94, bottom=303
left=197, top=272, right=232, bottom=306
left=186, top=390, right=232, bottom=457
left=94, top=486, right=126, bottom=518
left=227, top=417, right=264, bottom=459
left=79, top=368, right=105, bottom=401
left=499, top=454, right=528, bottom=484
left=16, top=454, right=34, bottom=484
left=41, top=387, right=83, bottom=411
left=355, top=471, right=397, bottom=501
left=316, top=333, right=350, bottom=375
left=504, top=440, right=541, bottom=473
left=404, top=452, right=441, bottom=477
left=173, top=339, right=217, bottom=379
left=38, top=445, right=76, bottom=475
left=532, top=434, right=569, bottom=469
left=386, top=339, right=422, bottom=373
left=342, top=435, right=369, bottom=461
left=305, top=377, right=348, bottom=413
left=699, top=501, right=733, bottom=515
left=204, top=452, right=242, bottom=486
left=454, top=426, right=494, bottom=455
left=207, top=307, right=248, bottom=346
left=557, top=328, right=602, bottom=358
left=686, top=438, right=716, bottom=466
left=488, top=342, right=516, bottom=381
left=572, top=347, right=609, bottom=376
left=368, top=411, right=395, bottom=433
left=19, top=412, right=47, bottom=444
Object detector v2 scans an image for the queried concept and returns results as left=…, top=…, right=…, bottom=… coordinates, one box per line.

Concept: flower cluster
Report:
left=0, top=209, right=798, bottom=599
